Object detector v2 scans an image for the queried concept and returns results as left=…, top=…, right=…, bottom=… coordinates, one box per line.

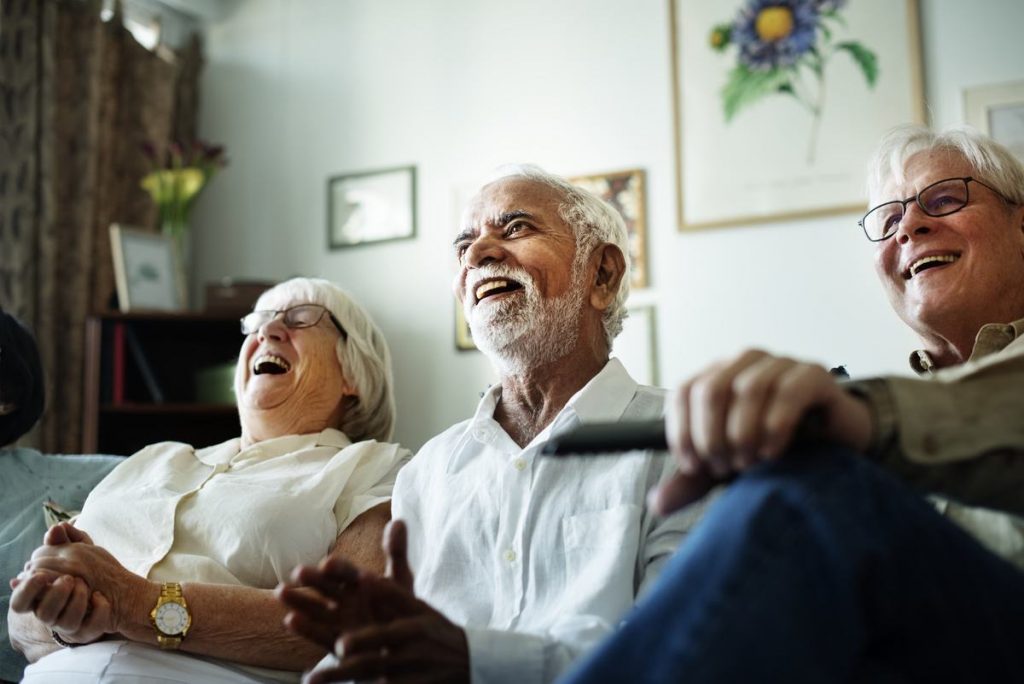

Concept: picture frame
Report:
left=109, top=224, right=186, bottom=313
left=327, top=165, right=417, bottom=249
left=569, top=169, right=649, bottom=289
left=615, top=305, right=659, bottom=386
left=454, top=299, right=476, bottom=351
left=669, top=0, right=925, bottom=230
left=964, top=81, right=1024, bottom=163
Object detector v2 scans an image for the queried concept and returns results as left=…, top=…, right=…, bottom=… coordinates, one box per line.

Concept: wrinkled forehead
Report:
left=460, top=177, right=566, bottom=234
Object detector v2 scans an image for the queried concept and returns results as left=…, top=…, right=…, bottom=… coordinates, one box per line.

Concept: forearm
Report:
left=119, top=582, right=327, bottom=671
left=8, top=605, right=60, bottom=663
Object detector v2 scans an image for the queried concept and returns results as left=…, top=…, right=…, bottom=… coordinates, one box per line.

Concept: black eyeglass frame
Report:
left=240, top=304, right=348, bottom=340
left=858, top=176, right=1011, bottom=242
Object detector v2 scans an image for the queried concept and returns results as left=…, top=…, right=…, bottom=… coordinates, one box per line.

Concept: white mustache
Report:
left=465, top=264, right=536, bottom=298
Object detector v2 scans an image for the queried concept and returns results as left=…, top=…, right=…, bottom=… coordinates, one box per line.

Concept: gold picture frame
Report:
left=569, top=168, right=649, bottom=289
left=669, top=0, right=925, bottom=230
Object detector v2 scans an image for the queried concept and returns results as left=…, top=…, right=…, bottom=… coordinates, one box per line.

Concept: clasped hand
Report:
left=9, top=522, right=134, bottom=645
left=276, top=519, right=470, bottom=684
left=652, top=349, right=873, bottom=515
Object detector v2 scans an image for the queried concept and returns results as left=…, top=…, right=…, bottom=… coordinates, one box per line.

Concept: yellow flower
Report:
left=755, top=7, right=795, bottom=42
left=140, top=168, right=206, bottom=205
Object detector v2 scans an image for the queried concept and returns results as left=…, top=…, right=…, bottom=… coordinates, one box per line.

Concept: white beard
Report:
left=465, top=262, right=587, bottom=376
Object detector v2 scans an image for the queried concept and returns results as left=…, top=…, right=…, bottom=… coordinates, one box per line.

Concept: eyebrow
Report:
left=452, top=210, right=537, bottom=247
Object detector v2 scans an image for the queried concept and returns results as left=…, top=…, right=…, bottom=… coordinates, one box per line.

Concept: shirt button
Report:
left=513, top=458, right=527, bottom=471
left=504, top=549, right=517, bottom=563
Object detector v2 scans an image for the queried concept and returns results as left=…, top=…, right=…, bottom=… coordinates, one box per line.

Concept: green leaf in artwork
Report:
left=835, top=42, right=878, bottom=87
left=722, top=66, right=792, bottom=122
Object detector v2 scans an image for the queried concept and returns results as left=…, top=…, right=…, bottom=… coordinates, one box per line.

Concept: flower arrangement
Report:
left=140, top=140, right=227, bottom=257
left=710, top=0, right=877, bottom=162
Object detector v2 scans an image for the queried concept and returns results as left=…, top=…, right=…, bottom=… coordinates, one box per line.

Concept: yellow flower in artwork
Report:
left=755, top=7, right=795, bottom=42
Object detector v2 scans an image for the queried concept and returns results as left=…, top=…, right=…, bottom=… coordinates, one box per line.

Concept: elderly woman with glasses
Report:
left=10, top=277, right=410, bottom=683
left=557, top=125, right=1024, bottom=683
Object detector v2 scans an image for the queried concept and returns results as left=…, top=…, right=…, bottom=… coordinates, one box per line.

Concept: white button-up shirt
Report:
left=393, top=359, right=695, bottom=684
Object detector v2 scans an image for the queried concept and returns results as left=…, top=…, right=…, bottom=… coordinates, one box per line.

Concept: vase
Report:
left=161, top=218, right=191, bottom=308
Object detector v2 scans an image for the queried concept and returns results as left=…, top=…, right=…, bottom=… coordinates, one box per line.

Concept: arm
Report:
left=846, top=340, right=1024, bottom=513
left=20, top=504, right=391, bottom=671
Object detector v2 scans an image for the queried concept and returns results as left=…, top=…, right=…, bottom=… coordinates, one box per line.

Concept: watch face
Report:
left=155, top=602, right=190, bottom=635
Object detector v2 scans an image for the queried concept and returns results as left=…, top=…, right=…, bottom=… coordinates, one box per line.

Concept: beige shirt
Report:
left=76, top=429, right=409, bottom=587
left=846, top=318, right=1024, bottom=567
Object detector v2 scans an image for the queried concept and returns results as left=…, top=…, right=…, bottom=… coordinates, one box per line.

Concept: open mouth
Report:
left=904, top=254, right=960, bottom=280
left=252, top=353, right=291, bottom=375
left=474, top=278, right=524, bottom=304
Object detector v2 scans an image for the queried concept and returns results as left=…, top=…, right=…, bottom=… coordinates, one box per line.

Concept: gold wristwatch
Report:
left=149, top=582, right=191, bottom=649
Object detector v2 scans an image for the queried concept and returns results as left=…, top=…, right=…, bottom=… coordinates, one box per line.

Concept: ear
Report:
left=588, top=243, right=626, bottom=312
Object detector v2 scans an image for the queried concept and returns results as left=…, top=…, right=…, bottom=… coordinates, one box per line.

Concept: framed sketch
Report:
left=454, top=300, right=476, bottom=351
left=615, top=305, right=659, bottom=386
left=327, top=165, right=417, bottom=248
left=965, top=81, right=1024, bottom=163
left=110, top=224, right=185, bottom=312
left=670, top=0, right=925, bottom=230
left=569, top=169, right=649, bottom=289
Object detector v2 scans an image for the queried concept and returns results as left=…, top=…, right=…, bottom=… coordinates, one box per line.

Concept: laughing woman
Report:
left=9, top=277, right=410, bottom=684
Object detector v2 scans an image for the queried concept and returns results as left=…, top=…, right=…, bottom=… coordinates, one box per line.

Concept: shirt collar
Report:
left=195, top=427, right=352, bottom=466
left=908, top=317, right=1024, bottom=375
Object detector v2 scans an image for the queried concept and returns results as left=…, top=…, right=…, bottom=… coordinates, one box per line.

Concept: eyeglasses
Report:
left=240, top=304, right=347, bottom=339
left=858, top=176, right=1010, bottom=242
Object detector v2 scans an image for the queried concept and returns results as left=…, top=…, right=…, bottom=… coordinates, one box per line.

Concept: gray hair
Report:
left=486, top=164, right=631, bottom=348
left=248, top=277, right=396, bottom=443
left=867, top=124, right=1024, bottom=206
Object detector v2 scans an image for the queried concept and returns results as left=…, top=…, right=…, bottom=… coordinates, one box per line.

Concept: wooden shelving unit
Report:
left=82, top=313, right=243, bottom=455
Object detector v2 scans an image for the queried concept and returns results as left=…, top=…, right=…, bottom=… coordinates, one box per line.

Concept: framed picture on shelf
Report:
left=109, top=224, right=185, bottom=313
left=454, top=300, right=476, bottom=351
left=327, top=165, right=417, bottom=249
left=670, top=0, right=924, bottom=229
left=965, top=81, right=1024, bottom=163
left=569, top=169, right=649, bottom=289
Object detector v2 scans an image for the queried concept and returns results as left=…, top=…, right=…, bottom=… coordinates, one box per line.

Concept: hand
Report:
left=652, top=349, right=873, bottom=515
left=9, top=571, right=113, bottom=645
left=280, top=520, right=469, bottom=684
left=18, top=536, right=150, bottom=636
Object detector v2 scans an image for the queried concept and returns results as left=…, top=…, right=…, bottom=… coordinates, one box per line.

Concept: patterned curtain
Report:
left=0, top=0, right=202, bottom=452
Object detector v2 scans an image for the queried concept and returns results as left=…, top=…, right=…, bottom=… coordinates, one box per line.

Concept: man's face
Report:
left=452, top=178, right=587, bottom=368
left=873, top=150, right=1024, bottom=337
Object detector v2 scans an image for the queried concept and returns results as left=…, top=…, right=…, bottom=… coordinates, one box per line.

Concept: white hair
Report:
left=248, top=277, right=396, bottom=443
left=485, top=164, right=632, bottom=349
left=867, top=124, right=1024, bottom=206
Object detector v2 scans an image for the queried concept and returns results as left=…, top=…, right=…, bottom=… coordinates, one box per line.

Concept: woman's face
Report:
left=236, top=293, right=352, bottom=431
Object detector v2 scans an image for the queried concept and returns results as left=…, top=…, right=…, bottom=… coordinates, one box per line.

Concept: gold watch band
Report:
left=151, top=581, right=191, bottom=650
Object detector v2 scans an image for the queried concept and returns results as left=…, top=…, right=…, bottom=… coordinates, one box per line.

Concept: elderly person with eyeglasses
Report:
left=559, top=125, right=1024, bottom=683
left=9, top=277, right=410, bottom=684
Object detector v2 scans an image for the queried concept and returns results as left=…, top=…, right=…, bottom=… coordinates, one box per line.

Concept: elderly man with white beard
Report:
left=276, top=165, right=690, bottom=684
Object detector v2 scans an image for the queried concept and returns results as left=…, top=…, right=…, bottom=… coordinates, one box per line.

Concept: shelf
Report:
left=100, top=402, right=238, bottom=415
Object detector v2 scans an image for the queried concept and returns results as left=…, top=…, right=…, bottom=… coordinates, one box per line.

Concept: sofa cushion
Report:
left=0, top=448, right=121, bottom=683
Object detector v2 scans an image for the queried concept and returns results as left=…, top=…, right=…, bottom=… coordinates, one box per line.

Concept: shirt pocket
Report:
left=560, top=504, right=642, bottom=620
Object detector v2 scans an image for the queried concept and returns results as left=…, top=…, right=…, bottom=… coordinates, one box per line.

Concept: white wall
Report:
left=192, top=0, right=1024, bottom=451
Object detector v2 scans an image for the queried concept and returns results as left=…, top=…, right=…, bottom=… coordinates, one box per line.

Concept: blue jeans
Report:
left=561, top=448, right=1024, bottom=683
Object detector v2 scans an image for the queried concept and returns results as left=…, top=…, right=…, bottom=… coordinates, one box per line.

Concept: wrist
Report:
left=116, top=578, right=161, bottom=641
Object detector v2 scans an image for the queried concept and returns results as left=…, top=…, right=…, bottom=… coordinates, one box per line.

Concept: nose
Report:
left=894, top=201, right=933, bottom=245
left=462, top=233, right=505, bottom=270
left=257, top=312, right=289, bottom=341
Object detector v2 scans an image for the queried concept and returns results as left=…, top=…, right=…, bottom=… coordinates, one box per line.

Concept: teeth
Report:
left=475, top=280, right=508, bottom=301
left=909, top=254, right=958, bottom=277
left=253, top=354, right=291, bottom=373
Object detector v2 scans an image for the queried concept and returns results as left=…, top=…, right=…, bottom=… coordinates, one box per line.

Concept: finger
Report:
left=649, top=468, right=715, bottom=516
left=9, top=572, right=54, bottom=612
left=282, top=610, right=340, bottom=651
left=34, top=575, right=75, bottom=625
left=288, top=564, right=358, bottom=605
left=275, top=585, right=336, bottom=623
left=384, top=520, right=414, bottom=591
left=79, top=591, right=113, bottom=638
left=54, top=577, right=90, bottom=632
left=319, top=650, right=419, bottom=683
left=44, top=524, right=71, bottom=546
left=726, top=355, right=793, bottom=469
left=342, top=617, right=422, bottom=655
left=691, top=350, right=768, bottom=474
left=760, top=364, right=831, bottom=458
left=665, top=381, right=699, bottom=475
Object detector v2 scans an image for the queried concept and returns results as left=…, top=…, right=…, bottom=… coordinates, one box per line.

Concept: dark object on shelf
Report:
left=83, top=313, right=243, bottom=455
left=205, top=279, right=275, bottom=316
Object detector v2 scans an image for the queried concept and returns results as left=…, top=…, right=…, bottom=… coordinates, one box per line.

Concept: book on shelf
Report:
left=123, top=324, right=165, bottom=403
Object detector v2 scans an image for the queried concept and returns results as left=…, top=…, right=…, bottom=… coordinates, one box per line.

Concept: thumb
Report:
left=383, top=519, right=414, bottom=591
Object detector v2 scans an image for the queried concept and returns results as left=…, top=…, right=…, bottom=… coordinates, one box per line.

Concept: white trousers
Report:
left=21, top=641, right=290, bottom=684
